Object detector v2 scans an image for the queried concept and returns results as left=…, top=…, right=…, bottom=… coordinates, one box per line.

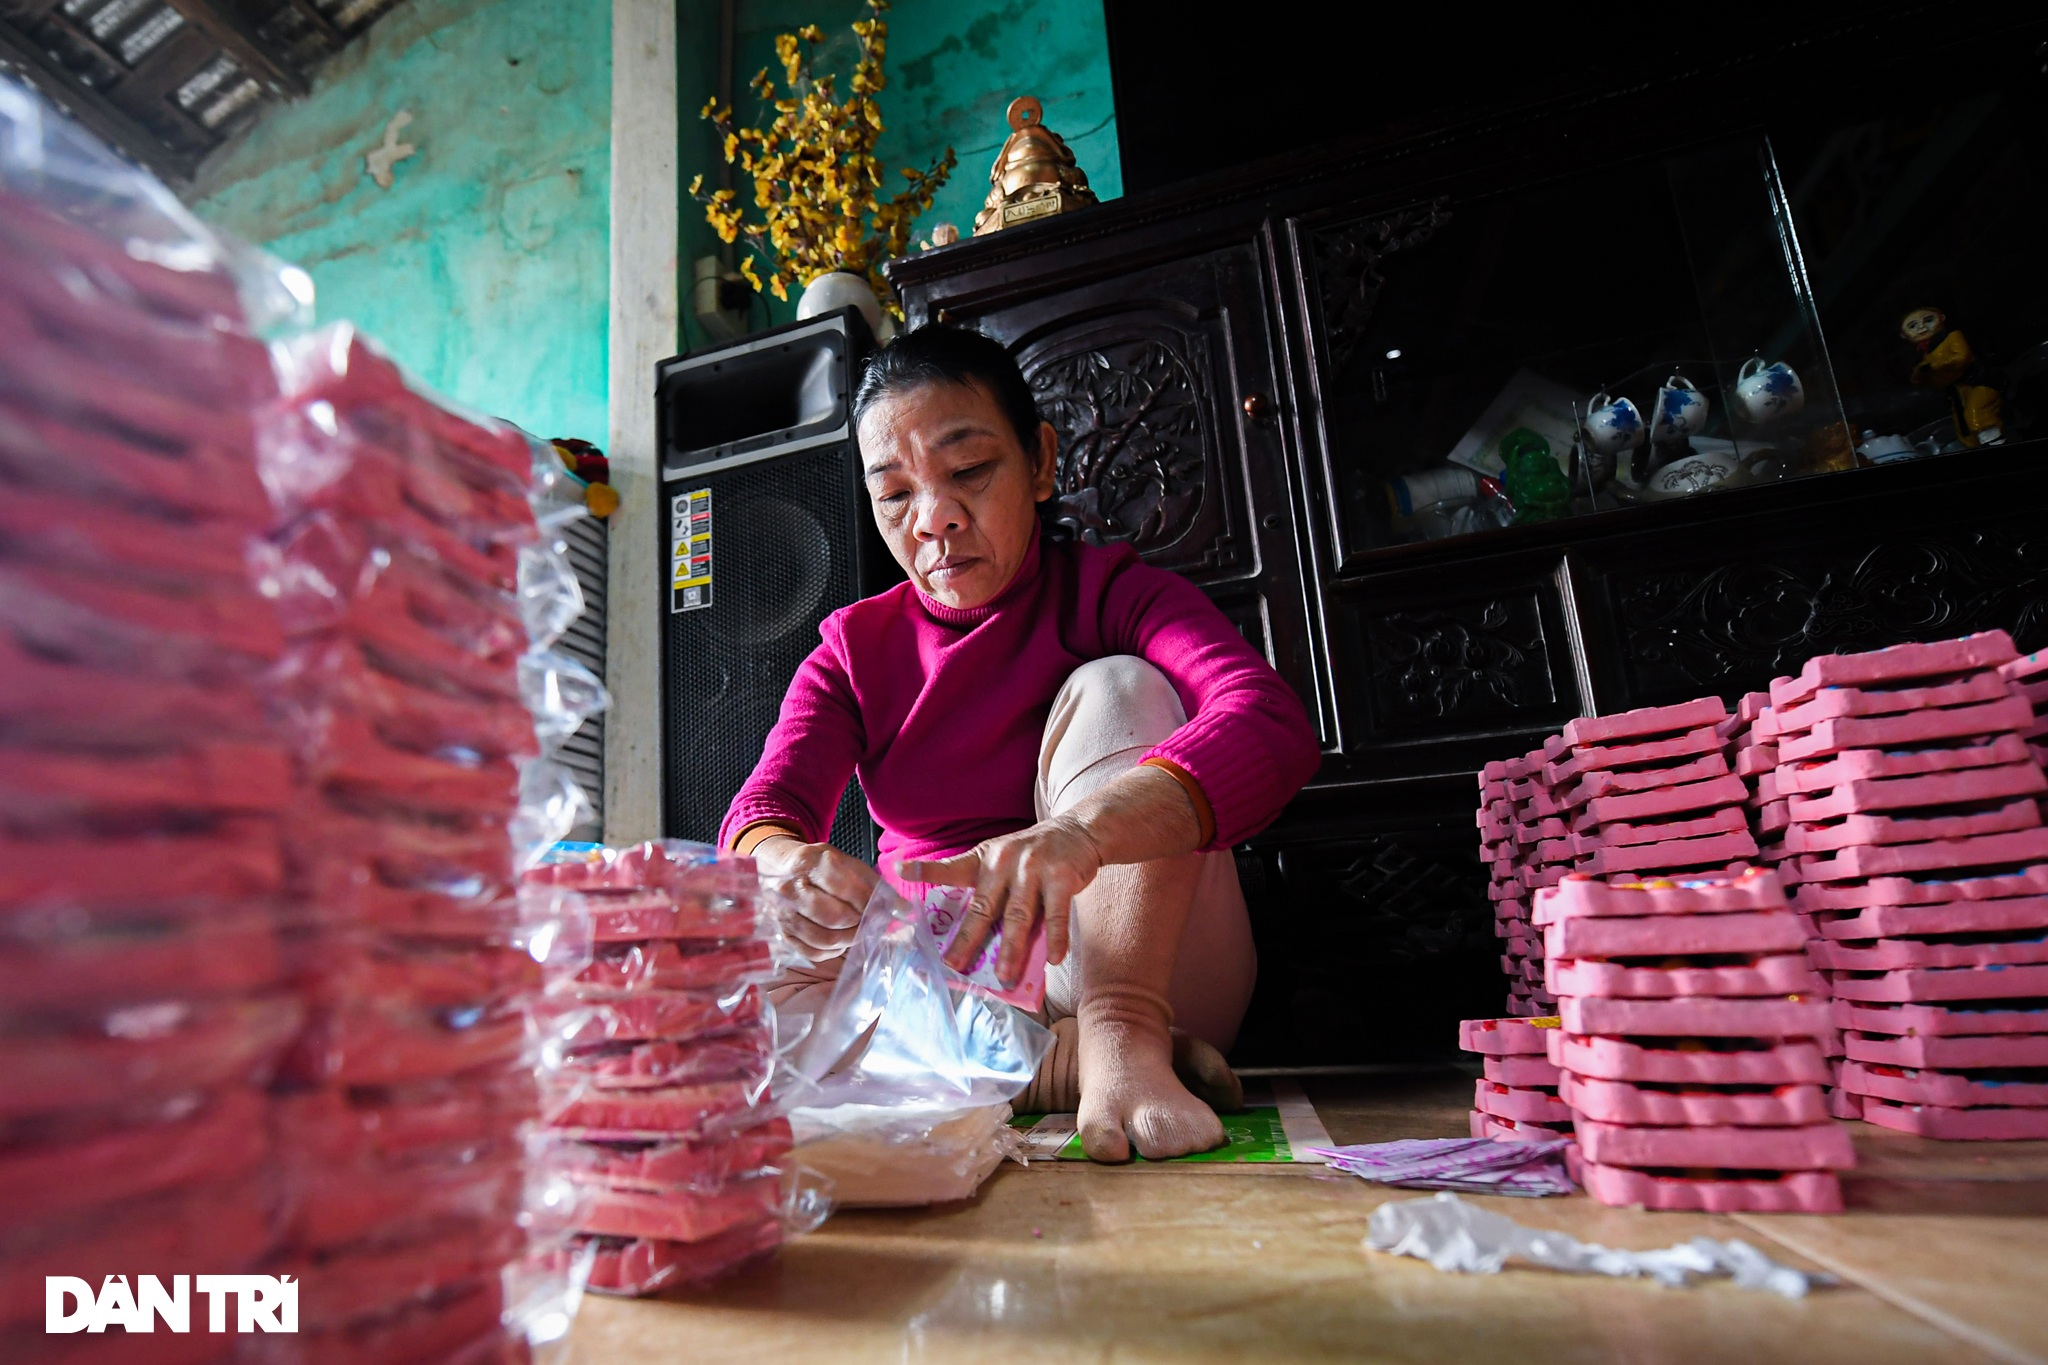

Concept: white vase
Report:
left=795, top=269, right=896, bottom=339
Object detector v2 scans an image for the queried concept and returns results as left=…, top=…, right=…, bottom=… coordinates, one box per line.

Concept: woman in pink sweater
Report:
left=722, top=326, right=1321, bottom=1161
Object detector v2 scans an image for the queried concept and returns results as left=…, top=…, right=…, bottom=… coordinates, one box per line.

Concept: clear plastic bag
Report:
left=781, top=881, right=1051, bottom=1206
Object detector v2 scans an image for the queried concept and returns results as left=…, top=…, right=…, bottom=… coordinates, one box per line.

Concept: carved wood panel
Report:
left=1018, top=319, right=1248, bottom=578
left=1359, top=591, right=1561, bottom=731
left=1613, top=527, right=2048, bottom=700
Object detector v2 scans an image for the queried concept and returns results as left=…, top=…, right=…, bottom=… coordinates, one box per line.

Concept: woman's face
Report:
left=858, top=379, right=1057, bottom=610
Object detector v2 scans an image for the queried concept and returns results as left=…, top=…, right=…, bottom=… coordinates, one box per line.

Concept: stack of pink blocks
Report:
left=1771, top=632, right=2048, bottom=1140
left=1478, top=753, right=1557, bottom=1015
left=525, top=842, right=792, bottom=1296
left=1539, top=870, right=1855, bottom=1212
left=1547, top=697, right=1758, bottom=886
left=1459, top=1016, right=1569, bottom=1141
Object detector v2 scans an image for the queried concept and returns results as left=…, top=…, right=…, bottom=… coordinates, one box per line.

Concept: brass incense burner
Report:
left=972, top=96, right=1098, bottom=236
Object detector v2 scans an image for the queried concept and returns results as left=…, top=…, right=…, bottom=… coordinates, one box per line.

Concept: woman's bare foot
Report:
left=1075, top=988, right=1226, bottom=1162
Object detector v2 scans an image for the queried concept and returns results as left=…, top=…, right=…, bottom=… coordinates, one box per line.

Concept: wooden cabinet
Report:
left=886, top=17, right=2048, bottom=1061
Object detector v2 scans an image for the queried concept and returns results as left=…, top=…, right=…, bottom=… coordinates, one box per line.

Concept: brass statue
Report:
left=972, top=96, right=1098, bottom=236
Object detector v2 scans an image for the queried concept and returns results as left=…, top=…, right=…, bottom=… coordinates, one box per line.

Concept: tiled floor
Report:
left=561, top=1071, right=2048, bottom=1364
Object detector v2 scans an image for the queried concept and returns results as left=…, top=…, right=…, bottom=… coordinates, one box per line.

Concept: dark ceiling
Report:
left=0, top=0, right=403, bottom=182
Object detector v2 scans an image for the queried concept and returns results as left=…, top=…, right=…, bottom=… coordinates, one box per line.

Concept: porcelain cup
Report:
left=1732, top=357, right=1805, bottom=425
left=1583, top=392, right=1645, bottom=455
left=1650, top=374, right=1710, bottom=441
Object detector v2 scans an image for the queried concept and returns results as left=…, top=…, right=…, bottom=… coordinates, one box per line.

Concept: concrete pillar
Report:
left=603, top=0, right=678, bottom=843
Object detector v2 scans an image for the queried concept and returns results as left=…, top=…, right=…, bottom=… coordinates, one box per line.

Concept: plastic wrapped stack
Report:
left=257, top=322, right=601, bottom=1359
left=523, top=842, right=807, bottom=1297
left=1768, top=632, right=2048, bottom=1140
left=1539, top=870, right=1853, bottom=1212
left=1458, top=1016, right=1568, bottom=1141
left=0, top=87, right=303, bottom=1365
left=1, top=74, right=603, bottom=1361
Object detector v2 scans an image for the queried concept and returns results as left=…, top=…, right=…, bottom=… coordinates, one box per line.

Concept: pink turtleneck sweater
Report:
left=718, top=533, right=1322, bottom=872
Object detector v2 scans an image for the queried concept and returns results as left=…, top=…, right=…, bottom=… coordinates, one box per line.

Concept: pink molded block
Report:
left=1561, top=994, right=1832, bottom=1039
left=1534, top=868, right=1787, bottom=925
left=1562, top=697, right=1728, bottom=749
left=1575, top=829, right=1759, bottom=876
left=1544, top=726, right=1725, bottom=785
left=1809, top=934, right=2048, bottom=972
left=1759, top=800, right=1790, bottom=835
left=1477, top=1113, right=1573, bottom=1142
left=1458, top=1016, right=1561, bottom=1056
left=1839, top=1059, right=2048, bottom=1109
left=1828, top=1087, right=1864, bottom=1120
left=1792, top=863, right=2048, bottom=911
left=1771, top=631, right=2018, bottom=708
left=1757, top=770, right=1782, bottom=803
left=1514, top=816, right=1570, bottom=843
left=1475, top=1078, right=1572, bottom=1124
left=1467, top=1109, right=1489, bottom=1139
left=1778, top=734, right=2032, bottom=794
left=1813, top=897, right=2048, bottom=941
left=1548, top=1032, right=1830, bottom=1085
left=2001, top=651, right=2048, bottom=684
left=1560, top=1073, right=1829, bottom=1127
left=1844, top=1029, right=2048, bottom=1070
left=1484, top=1053, right=1563, bottom=1087
left=1768, top=672, right=2014, bottom=735
left=1858, top=1095, right=2048, bottom=1141
left=1568, top=804, right=1750, bottom=854
left=1559, top=751, right=1734, bottom=809
left=1549, top=952, right=1822, bottom=1000
left=1573, top=1117, right=1855, bottom=1170
left=1826, top=962, right=2048, bottom=1003
left=1570, top=1153, right=1844, bottom=1212
left=1522, top=865, right=1568, bottom=891
left=1784, top=799, right=2043, bottom=854
left=1546, top=909, right=1807, bottom=959
left=1570, top=775, right=1751, bottom=830
left=1795, top=828, right=2048, bottom=883
left=1736, top=744, right=1779, bottom=779
left=1787, top=763, right=2047, bottom=821
left=1835, top=998, right=2048, bottom=1039
left=1777, top=695, right=2037, bottom=763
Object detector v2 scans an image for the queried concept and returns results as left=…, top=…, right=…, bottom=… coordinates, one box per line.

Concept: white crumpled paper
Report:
left=1365, top=1193, right=1836, bottom=1299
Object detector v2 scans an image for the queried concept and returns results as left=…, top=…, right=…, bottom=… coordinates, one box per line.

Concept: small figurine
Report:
left=1901, top=307, right=2004, bottom=447
left=972, top=96, right=1098, bottom=236
left=1499, top=427, right=1572, bottom=524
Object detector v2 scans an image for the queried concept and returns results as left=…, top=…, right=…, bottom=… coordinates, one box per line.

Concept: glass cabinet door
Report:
left=1314, top=133, right=1851, bottom=557
left=1310, top=50, right=2046, bottom=559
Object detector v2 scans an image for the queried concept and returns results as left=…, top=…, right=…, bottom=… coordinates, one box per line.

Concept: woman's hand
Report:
left=901, top=762, right=1206, bottom=988
left=899, top=816, right=1103, bottom=988
left=751, top=836, right=877, bottom=959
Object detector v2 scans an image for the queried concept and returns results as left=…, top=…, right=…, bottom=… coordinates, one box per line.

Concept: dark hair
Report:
left=851, top=323, right=1043, bottom=454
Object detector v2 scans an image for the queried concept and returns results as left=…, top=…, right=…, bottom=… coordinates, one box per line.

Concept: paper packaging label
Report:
left=912, top=883, right=1047, bottom=1011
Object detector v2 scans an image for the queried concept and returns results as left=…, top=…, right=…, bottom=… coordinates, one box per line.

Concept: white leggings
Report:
left=1036, top=656, right=1257, bottom=1052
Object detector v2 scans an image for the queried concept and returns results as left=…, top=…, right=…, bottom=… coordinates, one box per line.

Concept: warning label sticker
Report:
left=670, top=487, right=713, bottom=612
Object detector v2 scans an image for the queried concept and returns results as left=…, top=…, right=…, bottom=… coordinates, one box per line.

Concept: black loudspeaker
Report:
left=655, top=307, right=895, bottom=861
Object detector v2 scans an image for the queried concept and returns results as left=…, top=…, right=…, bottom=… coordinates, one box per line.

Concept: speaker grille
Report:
left=662, top=442, right=875, bottom=860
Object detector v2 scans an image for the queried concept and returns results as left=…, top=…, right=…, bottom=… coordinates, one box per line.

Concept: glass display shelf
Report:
left=1323, top=61, right=2047, bottom=553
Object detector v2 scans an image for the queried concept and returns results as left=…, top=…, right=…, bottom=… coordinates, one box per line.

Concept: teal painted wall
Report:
left=188, top=0, right=612, bottom=443
left=680, top=0, right=1120, bottom=334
